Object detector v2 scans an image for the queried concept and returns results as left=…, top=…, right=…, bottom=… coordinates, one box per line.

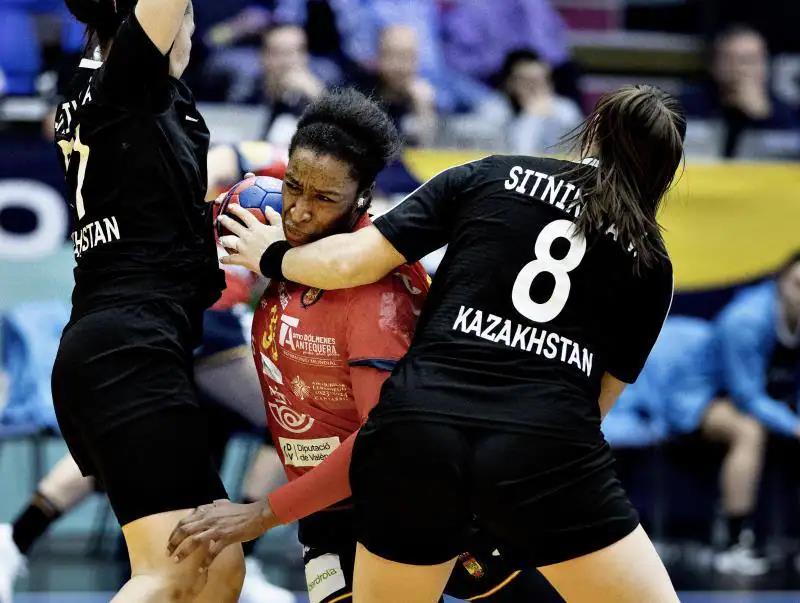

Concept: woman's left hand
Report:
left=218, top=203, right=285, bottom=275
left=167, top=498, right=279, bottom=571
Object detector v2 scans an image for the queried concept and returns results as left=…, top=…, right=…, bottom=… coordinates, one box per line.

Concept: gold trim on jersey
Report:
left=466, top=570, right=522, bottom=601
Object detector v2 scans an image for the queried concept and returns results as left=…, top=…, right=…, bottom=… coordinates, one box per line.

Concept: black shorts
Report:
left=350, top=416, right=639, bottom=568
left=297, top=510, right=562, bottom=603
left=52, top=301, right=227, bottom=526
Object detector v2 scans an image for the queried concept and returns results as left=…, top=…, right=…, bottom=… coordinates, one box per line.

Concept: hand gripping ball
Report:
left=216, top=176, right=283, bottom=237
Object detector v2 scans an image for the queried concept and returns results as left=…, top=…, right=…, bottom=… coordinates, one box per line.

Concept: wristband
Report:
left=259, top=240, right=292, bottom=279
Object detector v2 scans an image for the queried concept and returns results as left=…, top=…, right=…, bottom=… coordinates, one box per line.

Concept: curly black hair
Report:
left=289, top=88, right=402, bottom=194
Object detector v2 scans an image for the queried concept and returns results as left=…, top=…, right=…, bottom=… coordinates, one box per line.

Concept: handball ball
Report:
left=216, top=176, right=283, bottom=237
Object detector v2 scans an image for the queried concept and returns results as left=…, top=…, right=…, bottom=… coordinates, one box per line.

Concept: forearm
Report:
left=267, top=366, right=389, bottom=522
left=598, top=372, right=627, bottom=419
left=280, top=227, right=404, bottom=289
left=744, top=394, right=800, bottom=436
left=267, top=432, right=356, bottom=523
left=135, top=0, right=189, bottom=53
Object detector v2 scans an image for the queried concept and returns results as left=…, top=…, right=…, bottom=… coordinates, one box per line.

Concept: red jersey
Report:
left=251, top=222, right=429, bottom=494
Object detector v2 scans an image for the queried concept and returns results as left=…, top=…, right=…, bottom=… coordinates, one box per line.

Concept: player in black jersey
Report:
left=222, top=84, right=685, bottom=602
left=51, top=0, right=241, bottom=601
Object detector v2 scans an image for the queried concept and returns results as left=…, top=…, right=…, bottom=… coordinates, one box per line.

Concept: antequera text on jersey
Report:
left=452, top=305, right=594, bottom=377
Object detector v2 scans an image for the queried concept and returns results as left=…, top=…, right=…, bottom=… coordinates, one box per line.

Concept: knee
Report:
left=197, top=544, right=245, bottom=603
left=734, top=416, right=766, bottom=451
left=218, top=547, right=246, bottom=601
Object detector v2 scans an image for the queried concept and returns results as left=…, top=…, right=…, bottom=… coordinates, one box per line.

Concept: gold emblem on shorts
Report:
left=458, top=552, right=484, bottom=579
left=302, top=287, right=324, bottom=307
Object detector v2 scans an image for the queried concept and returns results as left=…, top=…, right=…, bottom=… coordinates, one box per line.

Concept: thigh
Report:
left=52, top=305, right=225, bottom=525
left=53, top=303, right=197, bottom=444
left=95, top=405, right=228, bottom=527
left=472, top=432, right=639, bottom=567
left=350, top=419, right=473, bottom=566
left=121, top=508, right=243, bottom=601
left=353, top=542, right=455, bottom=603
left=538, top=525, right=678, bottom=603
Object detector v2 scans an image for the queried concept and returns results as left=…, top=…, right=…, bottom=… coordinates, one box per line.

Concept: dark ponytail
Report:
left=565, top=84, right=686, bottom=270
left=65, top=0, right=138, bottom=49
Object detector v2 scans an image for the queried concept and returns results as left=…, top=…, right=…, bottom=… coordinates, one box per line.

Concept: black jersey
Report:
left=54, top=15, right=224, bottom=321
left=373, top=154, right=673, bottom=439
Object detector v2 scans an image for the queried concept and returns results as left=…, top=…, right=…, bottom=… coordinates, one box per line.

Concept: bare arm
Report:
left=598, top=372, right=627, bottom=419
left=135, top=0, right=189, bottom=54
left=282, top=225, right=407, bottom=289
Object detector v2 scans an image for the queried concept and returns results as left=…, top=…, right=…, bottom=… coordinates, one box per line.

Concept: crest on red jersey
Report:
left=302, top=287, right=324, bottom=308
left=290, top=375, right=311, bottom=400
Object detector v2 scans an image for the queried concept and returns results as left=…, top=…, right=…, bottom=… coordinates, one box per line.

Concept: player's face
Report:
left=169, top=4, right=195, bottom=78
left=779, top=262, right=800, bottom=322
left=281, top=147, right=362, bottom=246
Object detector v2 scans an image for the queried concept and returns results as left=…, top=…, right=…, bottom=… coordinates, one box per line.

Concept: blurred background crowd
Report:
left=2, top=0, right=800, bottom=157
left=2, top=0, right=800, bottom=601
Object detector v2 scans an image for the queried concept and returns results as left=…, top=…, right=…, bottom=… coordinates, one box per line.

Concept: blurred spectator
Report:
left=356, top=25, right=438, bottom=147
left=716, top=252, right=800, bottom=439
left=444, top=50, right=582, bottom=153
left=604, top=316, right=768, bottom=575
left=681, top=25, right=800, bottom=158
left=259, top=24, right=327, bottom=147
left=274, top=0, right=489, bottom=113
left=438, top=0, right=571, bottom=82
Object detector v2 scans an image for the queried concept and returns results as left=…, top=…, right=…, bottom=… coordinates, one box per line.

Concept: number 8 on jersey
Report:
left=511, top=219, right=587, bottom=323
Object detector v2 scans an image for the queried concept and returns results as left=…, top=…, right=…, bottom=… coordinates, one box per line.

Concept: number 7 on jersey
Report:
left=57, top=125, right=91, bottom=219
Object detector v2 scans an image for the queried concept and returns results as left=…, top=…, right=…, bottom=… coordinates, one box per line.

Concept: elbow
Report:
left=329, top=256, right=361, bottom=286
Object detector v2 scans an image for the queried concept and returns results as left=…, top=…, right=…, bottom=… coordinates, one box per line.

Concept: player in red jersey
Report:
left=169, top=89, right=564, bottom=603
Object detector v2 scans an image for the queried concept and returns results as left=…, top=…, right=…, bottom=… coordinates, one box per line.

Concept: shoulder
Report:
left=613, top=255, right=673, bottom=311
left=639, top=256, right=674, bottom=299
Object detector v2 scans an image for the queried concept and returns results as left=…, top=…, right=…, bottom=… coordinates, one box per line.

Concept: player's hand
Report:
left=167, top=499, right=279, bottom=572
left=218, top=203, right=285, bottom=275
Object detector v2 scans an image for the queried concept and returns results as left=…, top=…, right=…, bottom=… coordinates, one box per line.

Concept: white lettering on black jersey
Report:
left=372, top=154, right=673, bottom=438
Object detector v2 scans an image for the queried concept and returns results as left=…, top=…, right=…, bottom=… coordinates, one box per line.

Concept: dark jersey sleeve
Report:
left=606, top=259, right=674, bottom=383
left=95, top=14, right=169, bottom=108
left=373, top=159, right=486, bottom=262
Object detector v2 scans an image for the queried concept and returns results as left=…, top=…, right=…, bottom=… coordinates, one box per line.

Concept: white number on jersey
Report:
left=511, top=219, right=587, bottom=323
left=57, top=125, right=90, bottom=219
